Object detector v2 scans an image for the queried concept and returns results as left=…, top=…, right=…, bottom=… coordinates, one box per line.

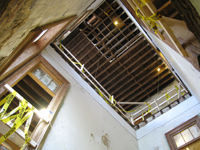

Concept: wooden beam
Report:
left=131, top=0, right=164, bottom=40
left=123, top=72, right=172, bottom=103
left=79, top=20, right=134, bottom=62
left=117, top=68, right=169, bottom=101
left=125, top=76, right=174, bottom=110
left=158, top=0, right=171, bottom=12
left=22, top=76, right=52, bottom=103
left=15, top=84, right=44, bottom=109
left=87, top=28, right=140, bottom=71
left=103, top=47, right=154, bottom=88
left=69, top=5, right=121, bottom=53
left=0, top=28, right=41, bottom=79
left=98, top=42, right=149, bottom=82
left=106, top=52, right=157, bottom=91
left=144, top=0, right=188, bottom=56
left=90, top=34, right=144, bottom=75
left=113, top=62, right=165, bottom=98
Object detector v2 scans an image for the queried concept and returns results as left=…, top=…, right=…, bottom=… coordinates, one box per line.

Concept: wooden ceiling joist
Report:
left=123, top=71, right=172, bottom=103
left=105, top=52, right=158, bottom=90
left=110, top=60, right=164, bottom=95
left=114, top=63, right=166, bottom=99
left=103, top=48, right=154, bottom=87
left=87, top=28, right=140, bottom=71
left=90, top=34, right=144, bottom=74
left=118, top=69, right=170, bottom=102
left=125, top=76, right=174, bottom=110
left=98, top=42, right=150, bottom=82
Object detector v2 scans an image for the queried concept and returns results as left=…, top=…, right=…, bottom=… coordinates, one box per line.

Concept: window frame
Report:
left=165, top=115, right=200, bottom=150
left=0, top=55, right=70, bottom=150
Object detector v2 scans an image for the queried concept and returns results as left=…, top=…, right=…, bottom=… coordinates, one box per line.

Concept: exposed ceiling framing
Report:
left=54, top=0, right=177, bottom=111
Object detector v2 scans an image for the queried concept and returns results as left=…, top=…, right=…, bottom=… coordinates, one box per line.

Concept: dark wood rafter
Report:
left=69, top=4, right=121, bottom=53
left=111, top=61, right=165, bottom=96
left=15, top=84, right=45, bottom=109
left=90, top=34, right=144, bottom=74
left=106, top=52, right=158, bottom=90
left=125, top=75, right=174, bottom=110
left=98, top=42, right=149, bottom=82
left=158, top=0, right=171, bottom=12
left=86, top=28, right=140, bottom=71
left=76, top=9, right=127, bottom=60
left=79, top=21, right=134, bottom=63
left=103, top=48, right=154, bottom=88
left=80, top=18, right=135, bottom=66
left=22, top=76, right=52, bottom=103
left=123, top=71, right=172, bottom=104
left=117, top=68, right=170, bottom=102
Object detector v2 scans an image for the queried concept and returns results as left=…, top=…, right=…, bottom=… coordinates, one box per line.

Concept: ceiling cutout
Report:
left=58, top=0, right=175, bottom=111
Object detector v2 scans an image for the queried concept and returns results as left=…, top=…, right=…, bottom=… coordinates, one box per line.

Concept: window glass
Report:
left=181, top=129, right=194, bottom=143
left=48, top=81, right=58, bottom=92
left=32, top=67, right=58, bottom=93
left=33, top=68, right=45, bottom=79
left=189, top=124, right=200, bottom=138
left=174, top=133, right=185, bottom=147
left=41, top=74, right=52, bottom=86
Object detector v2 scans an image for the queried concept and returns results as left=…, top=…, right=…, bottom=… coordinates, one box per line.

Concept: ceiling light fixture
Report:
left=157, top=68, right=160, bottom=72
left=114, top=21, right=118, bottom=25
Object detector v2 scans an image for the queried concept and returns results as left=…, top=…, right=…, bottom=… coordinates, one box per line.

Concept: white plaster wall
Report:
left=40, top=46, right=138, bottom=150
left=137, top=96, right=200, bottom=150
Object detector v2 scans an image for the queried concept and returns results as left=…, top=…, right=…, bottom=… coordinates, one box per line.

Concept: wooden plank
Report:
left=98, top=42, right=149, bottom=82
left=28, top=73, right=55, bottom=98
left=106, top=51, right=157, bottom=91
left=158, top=0, right=171, bottom=12
left=15, top=84, right=45, bottom=109
left=131, top=0, right=164, bottom=40
left=127, top=0, right=152, bottom=31
left=22, top=76, right=52, bottom=103
left=113, top=62, right=165, bottom=97
left=144, top=1, right=188, bottom=57
left=118, top=68, right=169, bottom=102
left=103, top=47, right=154, bottom=88
left=125, top=76, right=174, bottom=110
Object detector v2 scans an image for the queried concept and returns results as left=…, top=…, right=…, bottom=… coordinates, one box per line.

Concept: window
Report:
left=0, top=55, right=69, bottom=149
left=165, top=115, right=200, bottom=150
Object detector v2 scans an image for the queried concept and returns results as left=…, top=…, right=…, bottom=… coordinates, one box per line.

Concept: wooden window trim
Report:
left=0, top=55, right=70, bottom=150
left=165, top=115, right=200, bottom=150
